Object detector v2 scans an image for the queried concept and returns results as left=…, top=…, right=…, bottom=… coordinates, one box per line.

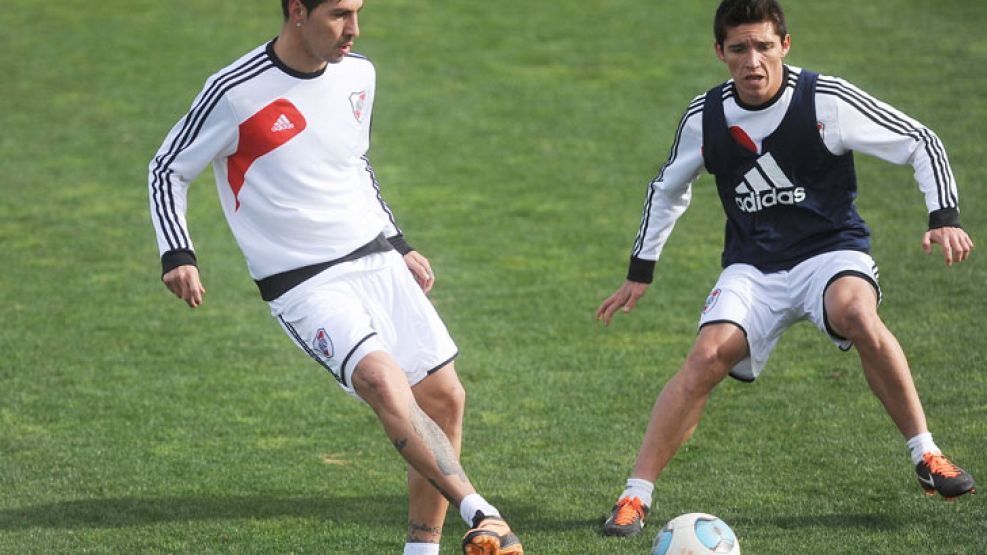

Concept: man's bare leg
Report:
left=405, top=364, right=466, bottom=545
left=604, top=324, right=747, bottom=537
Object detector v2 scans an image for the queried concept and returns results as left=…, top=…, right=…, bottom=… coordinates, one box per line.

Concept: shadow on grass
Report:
left=1, top=495, right=583, bottom=534
left=0, top=495, right=407, bottom=530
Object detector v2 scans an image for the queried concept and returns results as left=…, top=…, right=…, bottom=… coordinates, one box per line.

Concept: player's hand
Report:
left=403, top=250, right=435, bottom=294
left=596, top=280, right=650, bottom=326
left=162, top=264, right=205, bottom=308
left=922, top=226, right=974, bottom=266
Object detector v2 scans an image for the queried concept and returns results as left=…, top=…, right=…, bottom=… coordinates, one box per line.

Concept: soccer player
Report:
left=597, top=0, right=976, bottom=538
left=147, top=1, right=523, bottom=553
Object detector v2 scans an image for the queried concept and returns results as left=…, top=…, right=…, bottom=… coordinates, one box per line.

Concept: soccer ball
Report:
left=651, top=513, right=740, bottom=555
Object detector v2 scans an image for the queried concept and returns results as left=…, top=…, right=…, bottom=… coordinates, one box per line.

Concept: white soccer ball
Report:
left=651, top=512, right=740, bottom=555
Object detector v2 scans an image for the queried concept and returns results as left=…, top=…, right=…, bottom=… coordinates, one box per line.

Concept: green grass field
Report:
left=2, top=0, right=985, bottom=553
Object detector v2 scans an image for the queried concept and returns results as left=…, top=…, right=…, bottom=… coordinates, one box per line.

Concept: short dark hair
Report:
left=714, top=0, right=787, bottom=47
left=281, top=0, right=330, bottom=19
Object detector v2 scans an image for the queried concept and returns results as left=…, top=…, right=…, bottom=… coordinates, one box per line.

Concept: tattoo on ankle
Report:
left=393, top=437, right=408, bottom=451
left=407, top=520, right=442, bottom=542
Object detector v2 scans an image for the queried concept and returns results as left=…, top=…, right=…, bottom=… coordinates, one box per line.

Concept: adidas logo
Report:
left=271, top=114, right=295, bottom=132
left=734, top=152, right=806, bottom=213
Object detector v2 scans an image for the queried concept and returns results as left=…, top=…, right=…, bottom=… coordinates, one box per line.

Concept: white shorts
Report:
left=268, top=250, right=458, bottom=399
left=698, top=250, right=880, bottom=382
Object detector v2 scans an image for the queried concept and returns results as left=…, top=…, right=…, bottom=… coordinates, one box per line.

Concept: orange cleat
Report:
left=462, top=514, right=523, bottom=555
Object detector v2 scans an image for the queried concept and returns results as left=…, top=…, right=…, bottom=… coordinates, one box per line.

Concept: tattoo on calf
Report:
left=409, top=400, right=467, bottom=482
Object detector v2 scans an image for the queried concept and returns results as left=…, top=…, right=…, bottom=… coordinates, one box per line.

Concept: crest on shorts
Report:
left=349, top=90, right=367, bottom=122
left=703, top=288, right=721, bottom=314
left=314, top=328, right=334, bottom=358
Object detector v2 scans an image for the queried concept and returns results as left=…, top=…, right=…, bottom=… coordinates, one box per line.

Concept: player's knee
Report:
left=689, top=342, right=738, bottom=374
left=415, top=365, right=466, bottom=424
left=829, top=300, right=882, bottom=343
left=449, top=379, right=466, bottom=413
left=430, top=378, right=466, bottom=426
left=352, top=361, right=404, bottom=408
left=681, top=348, right=733, bottom=390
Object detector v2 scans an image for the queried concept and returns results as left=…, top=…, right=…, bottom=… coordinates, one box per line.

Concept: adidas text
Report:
left=735, top=186, right=806, bottom=212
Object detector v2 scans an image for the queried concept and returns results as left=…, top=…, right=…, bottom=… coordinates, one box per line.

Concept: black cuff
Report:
left=928, top=208, right=961, bottom=229
left=161, top=249, right=197, bottom=277
left=627, top=256, right=656, bottom=284
left=387, top=234, right=414, bottom=255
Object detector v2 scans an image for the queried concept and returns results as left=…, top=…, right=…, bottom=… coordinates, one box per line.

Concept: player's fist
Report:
left=162, top=264, right=206, bottom=308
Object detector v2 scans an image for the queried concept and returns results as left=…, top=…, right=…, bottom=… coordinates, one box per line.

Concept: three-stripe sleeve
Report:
left=816, top=76, right=959, bottom=219
left=148, top=54, right=273, bottom=273
left=628, top=95, right=706, bottom=281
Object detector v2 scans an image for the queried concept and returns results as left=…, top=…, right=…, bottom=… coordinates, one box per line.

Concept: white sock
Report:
left=403, top=542, right=440, bottom=555
left=404, top=543, right=439, bottom=555
left=906, top=432, right=940, bottom=466
left=459, top=493, right=500, bottom=527
left=619, top=478, right=654, bottom=509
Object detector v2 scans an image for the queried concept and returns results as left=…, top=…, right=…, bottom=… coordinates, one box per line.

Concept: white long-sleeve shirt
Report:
left=629, top=66, right=960, bottom=279
left=149, top=41, right=402, bottom=283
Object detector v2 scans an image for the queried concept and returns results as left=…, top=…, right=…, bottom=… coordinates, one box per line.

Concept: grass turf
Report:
left=1, top=0, right=985, bottom=553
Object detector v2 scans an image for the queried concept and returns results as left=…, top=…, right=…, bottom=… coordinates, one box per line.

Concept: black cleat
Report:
left=915, top=452, right=976, bottom=500
left=603, top=496, right=649, bottom=537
